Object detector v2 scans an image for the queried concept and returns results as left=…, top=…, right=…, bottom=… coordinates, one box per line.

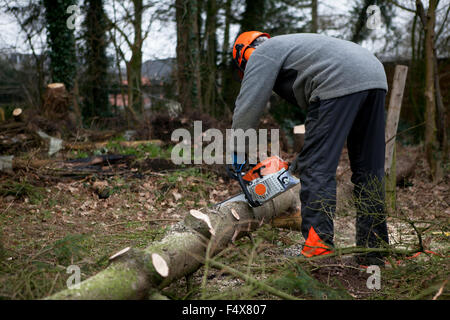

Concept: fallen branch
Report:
left=294, top=246, right=420, bottom=264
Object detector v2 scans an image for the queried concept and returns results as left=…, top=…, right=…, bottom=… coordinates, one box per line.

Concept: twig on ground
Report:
left=432, top=280, right=447, bottom=300
left=294, top=246, right=420, bottom=264
left=104, top=218, right=180, bottom=227
left=206, top=258, right=300, bottom=300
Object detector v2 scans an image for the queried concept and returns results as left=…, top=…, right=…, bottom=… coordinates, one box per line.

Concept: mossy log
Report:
left=46, top=185, right=301, bottom=300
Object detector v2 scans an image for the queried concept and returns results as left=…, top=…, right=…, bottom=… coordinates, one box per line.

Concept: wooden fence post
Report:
left=385, top=65, right=408, bottom=211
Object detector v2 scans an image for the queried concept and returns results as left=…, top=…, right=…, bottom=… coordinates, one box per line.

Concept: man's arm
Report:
left=231, top=52, right=283, bottom=131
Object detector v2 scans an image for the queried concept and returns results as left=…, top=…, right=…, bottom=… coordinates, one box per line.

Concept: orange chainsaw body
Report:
left=242, top=156, right=289, bottom=182
left=240, top=156, right=298, bottom=205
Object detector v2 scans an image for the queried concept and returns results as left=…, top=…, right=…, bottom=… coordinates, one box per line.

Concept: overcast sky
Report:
left=0, top=0, right=417, bottom=62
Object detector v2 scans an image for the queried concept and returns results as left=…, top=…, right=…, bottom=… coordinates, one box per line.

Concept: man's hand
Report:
left=288, top=156, right=301, bottom=176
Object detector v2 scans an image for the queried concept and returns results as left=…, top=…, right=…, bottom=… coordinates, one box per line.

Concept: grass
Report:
left=375, top=254, right=450, bottom=299
left=106, top=141, right=172, bottom=159
left=0, top=171, right=173, bottom=300
left=102, top=135, right=173, bottom=159
left=68, top=134, right=173, bottom=160
left=0, top=154, right=448, bottom=300
left=161, top=227, right=449, bottom=300
left=0, top=225, right=170, bottom=300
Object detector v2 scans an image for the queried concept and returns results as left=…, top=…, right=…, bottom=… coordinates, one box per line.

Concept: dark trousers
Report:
left=294, top=89, right=389, bottom=252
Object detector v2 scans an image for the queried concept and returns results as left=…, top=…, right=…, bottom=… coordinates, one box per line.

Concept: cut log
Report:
left=42, top=83, right=70, bottom=120
left=12, top=108, right=24, bottom=122
left=46, top=184, right=301, bottom=300
left=293, top=124, right=305, bottom=153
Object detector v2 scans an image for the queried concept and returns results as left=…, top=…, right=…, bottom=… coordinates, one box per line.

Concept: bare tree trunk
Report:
left=240, top=0, right=265, bottom=31
left=175, top=0, right=203, bottom=113
left=220, top=0, right=232, bottom=85
left=417, top=0, right=442, bottom=182
left=82, top=0, right=110, bottom=119
left=46, top=185, right=301, bottom=300
left=311, top=0, right=318, bottom=33
left=129, top=0, right=143, bottom=114
left=107, top=0, right=151, bottom=122
left=108, top=4, right=139, bottom=124
left=203, top=0, right=217, bottom=115
left=433, top=51, right=447, bottom=161
left=219, top=0, right=233, bottom=117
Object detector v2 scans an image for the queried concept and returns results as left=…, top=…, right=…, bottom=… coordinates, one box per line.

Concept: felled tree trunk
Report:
left=46, top=185, right=301, bottom=300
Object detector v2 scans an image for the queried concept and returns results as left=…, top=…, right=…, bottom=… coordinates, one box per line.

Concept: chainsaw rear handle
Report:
left=226, top=155, right=261, bottom=208
left=237, top=173, right=261, bottom=207
left=226, top=164, right=261, bottom=207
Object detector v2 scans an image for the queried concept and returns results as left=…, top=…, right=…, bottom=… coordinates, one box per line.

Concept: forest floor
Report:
left=0, top=138, right=448, bottom=300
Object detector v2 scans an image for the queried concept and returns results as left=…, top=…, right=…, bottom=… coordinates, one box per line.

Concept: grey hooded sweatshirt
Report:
left=231, top=33, right=388, bottom=131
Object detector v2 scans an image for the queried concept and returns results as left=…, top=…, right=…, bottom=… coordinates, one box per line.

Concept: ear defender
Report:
left=243, top=47, right=255, bottom=62
left=232, top=31, right=271, bottom=77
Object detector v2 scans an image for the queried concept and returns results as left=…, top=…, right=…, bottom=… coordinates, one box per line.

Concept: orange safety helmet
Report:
left=232, top=31, right=270, bottom=74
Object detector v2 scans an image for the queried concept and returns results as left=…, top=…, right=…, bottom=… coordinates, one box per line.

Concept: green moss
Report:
left=47, top=263, right=143, bottom=300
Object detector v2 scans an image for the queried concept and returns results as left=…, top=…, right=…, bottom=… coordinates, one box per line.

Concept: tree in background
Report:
left=263, top=0, right=310, bottom=35
left=219, top=0, right=232, bottom=94
left=220, top=0, right=311, bottom=117
left=240, top=0, right=266, bottom=31
left=349, top=0, right=394, bottom=44
left=127, top=0, right=144, bottom=115
left=416, top=0, right=446, bottom=182
left=43, top=0, right=77, bottom=91
left=202, top=0, right=219, bottom=116
left=175, top=0, right=203, bottom=113
left=107, top=0, right=156, bottom=123
left=81, top=0, right=110, bottom=120
left=0, top=0, right=47, bottom=109
left=174, top=0, right=318, bottom=117
left=389, top=0, right=448, bottom=182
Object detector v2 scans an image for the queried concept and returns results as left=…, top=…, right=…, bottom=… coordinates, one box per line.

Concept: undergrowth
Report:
left=0, top=155, right=448, bottom=300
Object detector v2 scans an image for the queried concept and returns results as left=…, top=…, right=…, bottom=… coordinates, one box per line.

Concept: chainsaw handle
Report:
left=226, top=152, right=247, bottom=179
left=237, top=174, right=261, bottom=208
left=226, top=164, right=261, bottom=207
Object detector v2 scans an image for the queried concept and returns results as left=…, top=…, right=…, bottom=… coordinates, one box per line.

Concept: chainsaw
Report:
left=223, top=155, right=299, bottom=208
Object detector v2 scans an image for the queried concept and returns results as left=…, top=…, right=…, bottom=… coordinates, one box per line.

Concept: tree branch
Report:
left=388, top=0, right=416, bottom=13
left=415, top=0, right=427, bottom=26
